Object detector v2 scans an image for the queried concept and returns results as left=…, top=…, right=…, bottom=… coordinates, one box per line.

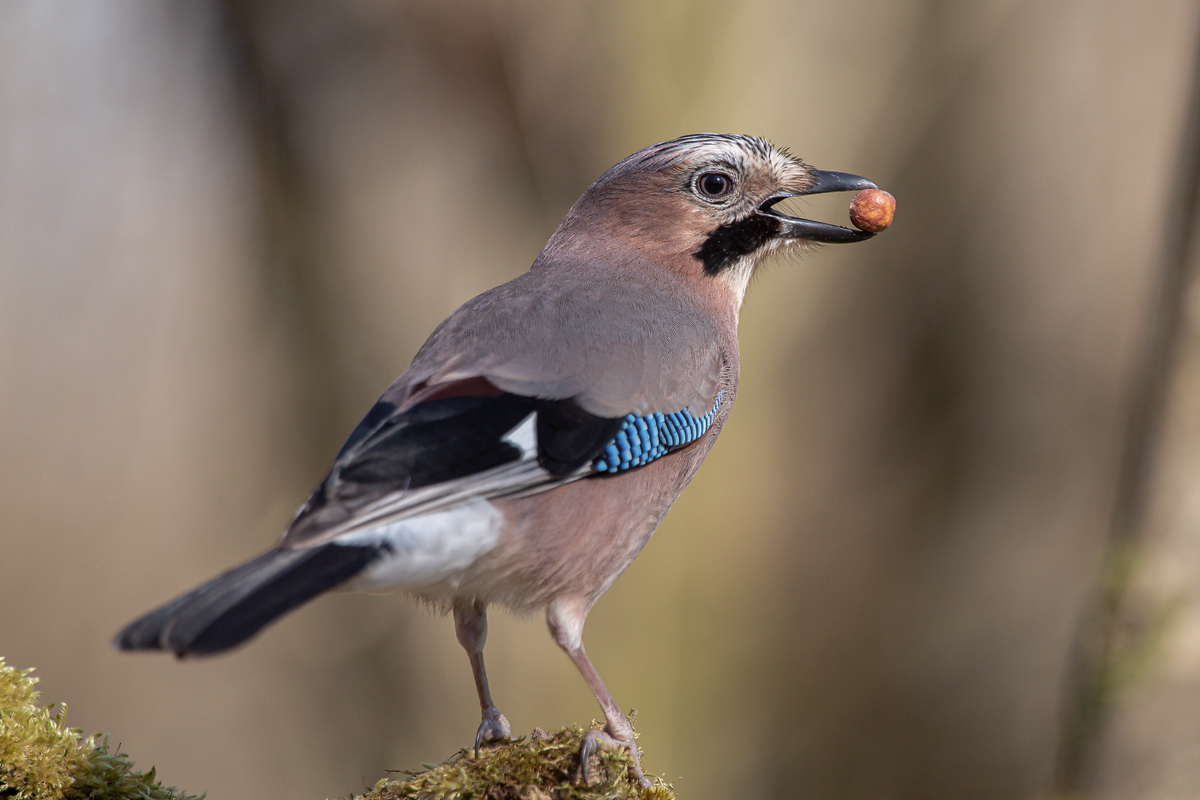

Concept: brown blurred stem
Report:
left=214, top=0, right=353, bottom=474
left=1053, top=21, right=1200, bottom=793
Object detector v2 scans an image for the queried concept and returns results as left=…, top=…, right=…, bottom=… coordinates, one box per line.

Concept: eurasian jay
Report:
left=116, top=133, right=884, bottom=785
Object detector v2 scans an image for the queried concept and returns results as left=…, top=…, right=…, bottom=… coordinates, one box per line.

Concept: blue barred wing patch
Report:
left=593, top=393, right=723, bottom=474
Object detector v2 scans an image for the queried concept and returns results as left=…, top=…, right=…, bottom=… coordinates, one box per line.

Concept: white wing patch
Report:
left=502, top=411, right=537, bottom=456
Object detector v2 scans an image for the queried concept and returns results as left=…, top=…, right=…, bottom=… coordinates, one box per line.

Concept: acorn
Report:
left=849, top=189, right=895, bottom=233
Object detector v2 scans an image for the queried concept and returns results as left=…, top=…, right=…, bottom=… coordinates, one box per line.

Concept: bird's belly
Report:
left=455, top=449, right=707, bottom=612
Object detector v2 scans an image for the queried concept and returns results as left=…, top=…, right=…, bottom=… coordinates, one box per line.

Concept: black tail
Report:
left=114, top=543, right=381, bottom=656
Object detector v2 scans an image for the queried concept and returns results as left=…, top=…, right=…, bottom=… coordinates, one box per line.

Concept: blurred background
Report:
left=3, top=2, right=1200, bottom=798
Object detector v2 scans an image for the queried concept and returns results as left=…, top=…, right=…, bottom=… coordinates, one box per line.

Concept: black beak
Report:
left=759, top=169, right=878, bottom=243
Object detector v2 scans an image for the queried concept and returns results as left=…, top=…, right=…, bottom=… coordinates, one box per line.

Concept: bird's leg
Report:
left=547, top=598, right=650, bottom=789
left=453, top=600, right=511, bottom=756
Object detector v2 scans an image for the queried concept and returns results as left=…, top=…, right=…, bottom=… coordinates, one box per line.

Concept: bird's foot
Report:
left=581, top=725, right=650, bottom=789
left=473, top=710, right=511, bottom=757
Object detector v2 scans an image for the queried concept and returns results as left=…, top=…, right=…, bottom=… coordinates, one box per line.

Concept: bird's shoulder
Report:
left=400, top=264, right=732, bottom=417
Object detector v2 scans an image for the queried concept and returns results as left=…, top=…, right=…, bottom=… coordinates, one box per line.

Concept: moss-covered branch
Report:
left=1, top=659, right=673, bottom=800
left=355, top=727, right=674, bottom=800
left=0, top=657, right=200, bottom=800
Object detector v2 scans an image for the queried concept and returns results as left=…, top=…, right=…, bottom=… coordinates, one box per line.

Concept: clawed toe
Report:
left=473, top=711, right=512, bottom=757
left=581, top=727, right=649, bottom=789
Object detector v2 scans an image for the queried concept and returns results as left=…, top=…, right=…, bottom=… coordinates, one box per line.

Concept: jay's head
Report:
left=542, top=133, right=878, bottom=304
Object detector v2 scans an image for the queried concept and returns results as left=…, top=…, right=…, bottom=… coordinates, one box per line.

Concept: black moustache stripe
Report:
left=695, top=213, right=781, bottom=276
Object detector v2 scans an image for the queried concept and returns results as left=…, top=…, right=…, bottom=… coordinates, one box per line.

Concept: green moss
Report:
left=3, top=658, right=673, bottom=800
left=353, top=727, right=675, bottom=800
left=0, top=657, right=200, bottom=800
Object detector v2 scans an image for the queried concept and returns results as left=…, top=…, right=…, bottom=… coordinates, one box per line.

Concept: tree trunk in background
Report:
left=759, top=4, right=1200, bottom=798
left=1087, top=218, right=1200, bottom=800
left=1080, top=22, right=1200, bottom=798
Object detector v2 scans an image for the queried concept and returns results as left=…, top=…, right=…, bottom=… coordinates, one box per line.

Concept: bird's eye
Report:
left=696, top=172, right=733, bottom=199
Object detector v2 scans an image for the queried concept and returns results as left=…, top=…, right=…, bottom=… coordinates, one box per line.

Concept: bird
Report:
left=115, top=133, right=885, bottom=786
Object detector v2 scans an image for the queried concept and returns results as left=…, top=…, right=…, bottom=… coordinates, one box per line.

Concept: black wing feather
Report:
left=285, top=388, right=624, bottom=543
left=340, top=394, right=536, bottom=487
left=534, top=398, right=627, bottom=476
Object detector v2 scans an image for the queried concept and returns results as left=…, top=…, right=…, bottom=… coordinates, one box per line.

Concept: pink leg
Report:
left=547, top=598, right=649, bottom=788
left=454, top=601, right=512, bottom=756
